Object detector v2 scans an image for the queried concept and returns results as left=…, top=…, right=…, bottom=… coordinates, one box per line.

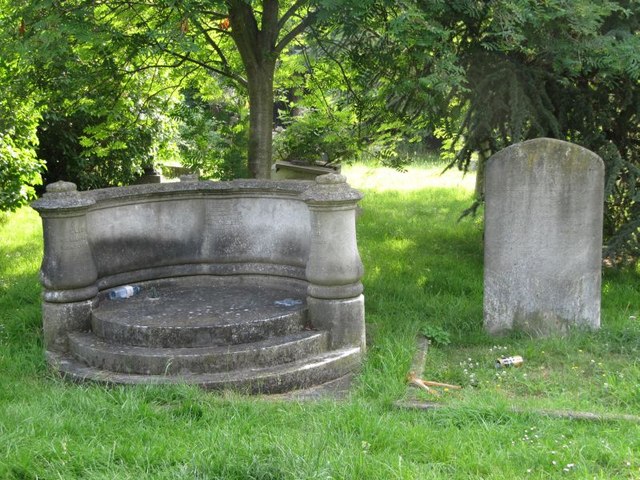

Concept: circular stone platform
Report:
left=95, top=284, right=307, bottom=327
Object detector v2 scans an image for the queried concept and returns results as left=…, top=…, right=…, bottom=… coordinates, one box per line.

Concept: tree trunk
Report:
left=475, top=140, right=491, bottom=200
left=247, top=65, right=275, bottom=179
left=227, top=0, right=279, bottom=179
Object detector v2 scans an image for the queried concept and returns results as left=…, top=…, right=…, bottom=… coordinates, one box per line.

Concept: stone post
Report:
left=31, top=181, right=98, bottom=352
left=302, top=174, right=365, bottom=350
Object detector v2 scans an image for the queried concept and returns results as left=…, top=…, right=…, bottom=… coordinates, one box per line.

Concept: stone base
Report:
left=46, top=347, right=361, bottom=394
left=43, top=278, right=363, bottom=394
left=42, top=299, right=93, bottom=353
left=307, top=295, right=365, bottom=350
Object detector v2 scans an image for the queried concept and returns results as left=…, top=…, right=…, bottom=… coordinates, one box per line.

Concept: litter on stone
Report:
left=274, top=298, right=303, bottom=307
left=107, top=285, right=141, bottom=300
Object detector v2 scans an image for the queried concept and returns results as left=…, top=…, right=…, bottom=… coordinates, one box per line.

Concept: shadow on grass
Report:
left=357, top=188, right=485, bottom=343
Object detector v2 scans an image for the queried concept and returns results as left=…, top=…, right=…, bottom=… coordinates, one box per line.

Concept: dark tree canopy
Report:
left=327, top=0, right=640, bottom=261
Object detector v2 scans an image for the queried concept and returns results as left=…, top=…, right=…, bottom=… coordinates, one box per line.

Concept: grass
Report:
left=0, top=161, right=639, bottom=479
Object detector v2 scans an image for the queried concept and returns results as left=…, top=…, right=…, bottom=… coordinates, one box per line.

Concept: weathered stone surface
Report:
left=484, top=138, right=604, bottom=336
left=272, top=161, right=341, bottom=181
left=307, top=295, right=365, bottom=350
left=39, top=213, right=98, bottom=294
left=304, top=174, right=364, bottom=295
left=91, top=283, right=309, bottom=348
left=179, top=174, right=199, bottom=182
left=47, top=346, right=362, bottom=394
left=42, top=300, right=94, bottom=353
left=303, top=174, right=365, bottom=351
left=69, top=330, right=328, bottom=375
left=46, top=180, right=77, bottom=194
left=32, top=177, right=365, bottom=393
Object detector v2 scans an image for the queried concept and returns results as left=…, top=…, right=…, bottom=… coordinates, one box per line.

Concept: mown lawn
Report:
left=0, top=162, right=638, bottom=479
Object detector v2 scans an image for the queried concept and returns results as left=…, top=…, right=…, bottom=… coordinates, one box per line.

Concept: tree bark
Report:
left=475, top=140, right=491, bottom=200
left=228, top=0, right=279, bottom=179
left=246, top=65, right=275, bottom=179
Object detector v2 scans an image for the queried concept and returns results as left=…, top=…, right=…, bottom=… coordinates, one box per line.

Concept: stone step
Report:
left=47, top=347, right=362, bottom=394
left=92, top=285, right=308, bottom=348
left=68, top=330, right=329, bottom=375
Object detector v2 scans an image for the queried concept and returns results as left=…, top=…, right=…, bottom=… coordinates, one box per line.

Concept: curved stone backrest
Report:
left=84, top=182, right=313, bottom=288
left=34, top=180, right=314, bottom=297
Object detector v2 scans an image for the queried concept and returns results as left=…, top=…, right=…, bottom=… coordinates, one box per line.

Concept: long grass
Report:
left=0, top=162, right=638, bottom=479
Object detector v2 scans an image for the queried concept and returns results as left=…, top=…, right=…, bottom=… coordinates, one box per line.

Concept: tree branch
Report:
left=262, top=0, right=280, bottom=47
left=227, top=0, right=260, bottom=67
left=308, top=25, right=361, bottom=105
left=158, top=46, right=248, bottom=88
left=190, top=16, right=231, bottom=67
left=274, top=10, right=317, bottom=55
left=278, top=0, right=307, bottom=30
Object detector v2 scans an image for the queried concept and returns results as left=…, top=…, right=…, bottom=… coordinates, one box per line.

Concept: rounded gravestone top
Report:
left=46, top=181, right=77, bottom=193
left=316, top=173, right=346, bottom=185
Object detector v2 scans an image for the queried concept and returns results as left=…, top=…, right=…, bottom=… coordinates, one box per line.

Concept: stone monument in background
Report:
left=484, top=138, right=605, bottom=336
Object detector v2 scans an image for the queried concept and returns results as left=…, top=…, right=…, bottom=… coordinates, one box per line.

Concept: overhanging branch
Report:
left=278, top=0, right=307, bottom=31
left=158, top=46, right=248, bottom=88
left=274, top=10, right=316, bottom=55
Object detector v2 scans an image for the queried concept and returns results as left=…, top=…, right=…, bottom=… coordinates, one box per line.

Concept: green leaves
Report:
left=0, top=134, right=44, bottom=211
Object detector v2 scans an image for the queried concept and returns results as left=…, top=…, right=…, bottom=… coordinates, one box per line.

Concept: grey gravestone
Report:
left=484, top=138, right=604, bottom=336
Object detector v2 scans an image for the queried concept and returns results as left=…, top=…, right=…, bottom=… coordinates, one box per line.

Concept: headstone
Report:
left=484, top=138, right=604, bottom=336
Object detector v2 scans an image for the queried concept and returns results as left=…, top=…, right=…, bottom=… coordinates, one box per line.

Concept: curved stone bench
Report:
left=32, top=174, right=365, bottom=393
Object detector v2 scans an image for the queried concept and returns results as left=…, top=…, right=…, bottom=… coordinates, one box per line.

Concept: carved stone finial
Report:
left=46, top=181, right=77, bottom=194
left=301, top=174, right=362, bottom=205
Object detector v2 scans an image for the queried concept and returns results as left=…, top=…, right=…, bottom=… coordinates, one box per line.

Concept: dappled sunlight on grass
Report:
left=382, top=237, right=416, bottom=254
left=351, top=166, right=486, bottom=344
left=0, top=207, right=43, bottom=278
left=344, top=162, right=476, bottom=192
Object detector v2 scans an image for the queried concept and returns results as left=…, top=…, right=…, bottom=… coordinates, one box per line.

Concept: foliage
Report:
left=310, top=0, right=465, bottom=157
left=0, top=120, right=44, bottom=211
left=0, top=0, right=324, bottom=201
left=77, top=0, right=321, bottom=179
left=1, top=0, right=188, bottom=193
left=439, top=1, right=640, bottom=261
left=0, top=5, right=45, bottom=211
left=37, top=107, right=177, bottom=191
left=273, top=109, right=359, bottom=164
left=419, top=324, right=452, bottom=347
left=330, top=0, right=640, bottom=261
left=174, top=90, right=249, bottom=180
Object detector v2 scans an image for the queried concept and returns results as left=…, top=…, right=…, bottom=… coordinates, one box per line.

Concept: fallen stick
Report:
left=421, top=380, right=462, bottom=390
left=408, top=377, right=440, bottom=396
left=407, top=373, right=461, bottom=391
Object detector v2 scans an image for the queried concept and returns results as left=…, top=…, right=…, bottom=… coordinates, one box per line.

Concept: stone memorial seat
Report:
left=32, top=174, right=365, bottom=393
